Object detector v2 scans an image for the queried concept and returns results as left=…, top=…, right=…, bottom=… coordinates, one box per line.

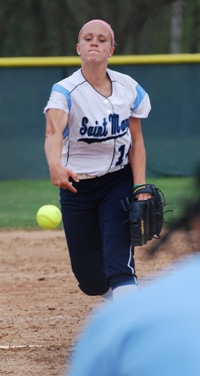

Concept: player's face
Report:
left=77, top=23, right=114, bottom=63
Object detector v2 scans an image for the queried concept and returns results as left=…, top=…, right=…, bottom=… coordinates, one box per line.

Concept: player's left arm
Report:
left=129, top=117, right=150, bottom=200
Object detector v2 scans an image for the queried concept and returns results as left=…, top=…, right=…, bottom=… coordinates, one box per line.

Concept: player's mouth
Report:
left=88, top=49, right=99, bottom=53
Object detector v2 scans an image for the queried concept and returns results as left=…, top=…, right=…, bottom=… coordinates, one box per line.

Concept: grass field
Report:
left=0, top=176, right=196, bottom=230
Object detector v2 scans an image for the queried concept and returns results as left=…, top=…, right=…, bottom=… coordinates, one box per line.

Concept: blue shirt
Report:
left=68, top=255, right=200, bottom=376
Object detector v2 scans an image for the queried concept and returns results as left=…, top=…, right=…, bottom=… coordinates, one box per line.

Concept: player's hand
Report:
left=49, top=164, right=79, bottom=193
left=137, top=193, right=152, bottom=201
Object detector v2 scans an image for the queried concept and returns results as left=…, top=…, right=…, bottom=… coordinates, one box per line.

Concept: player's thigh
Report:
left=60, top=184, right=102, bottom=259
left=98, top=166, right=135, bottom=279
left=60, top=185, right=108, bottom=294
left=98, top=165, right=133, bottom=247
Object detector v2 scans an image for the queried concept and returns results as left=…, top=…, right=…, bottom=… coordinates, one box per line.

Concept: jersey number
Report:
left=116, top=145, right=125, bottom=166
left=115, top=144, right=131, bottom=166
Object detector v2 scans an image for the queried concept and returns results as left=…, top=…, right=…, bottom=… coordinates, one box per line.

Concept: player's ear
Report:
left=76, top=44, right=81, bottom=56
left=108, top=46, right=115, bottom=57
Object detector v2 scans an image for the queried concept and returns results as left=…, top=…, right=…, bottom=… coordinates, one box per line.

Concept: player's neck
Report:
left=81, top=65, right=112, bottom=97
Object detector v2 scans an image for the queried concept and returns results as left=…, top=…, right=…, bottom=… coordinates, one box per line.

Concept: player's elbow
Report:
left=45, top=109, right=68, bottom=138
left=45, top=118, right=60, bottom=139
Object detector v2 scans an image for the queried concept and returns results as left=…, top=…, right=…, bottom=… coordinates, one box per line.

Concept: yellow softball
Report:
left=36, top=205, right=62, bottom=229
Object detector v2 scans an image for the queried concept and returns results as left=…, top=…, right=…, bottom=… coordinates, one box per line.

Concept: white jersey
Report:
left=44, top=68, right=151, bottom=176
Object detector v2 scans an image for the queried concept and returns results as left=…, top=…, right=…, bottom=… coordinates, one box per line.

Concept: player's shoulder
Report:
left=107, top=68, right=138, bottom=88
left=54, top=68, right=85, bottom=92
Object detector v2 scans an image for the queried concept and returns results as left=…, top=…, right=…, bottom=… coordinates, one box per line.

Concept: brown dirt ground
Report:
left=0, top=229, right=197, bottom=376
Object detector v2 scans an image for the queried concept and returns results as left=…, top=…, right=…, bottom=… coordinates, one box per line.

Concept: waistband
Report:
left=77, top=164, right=129, bottom=180
left=77, top=173, right=97, bottom=180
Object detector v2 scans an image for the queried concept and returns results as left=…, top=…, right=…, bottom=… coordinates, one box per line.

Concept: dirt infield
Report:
left=0, top=229, right=196, bottom=376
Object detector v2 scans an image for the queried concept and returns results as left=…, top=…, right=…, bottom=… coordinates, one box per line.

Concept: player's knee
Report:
left=71, top=258, right=109, bottom=296
left=78, top=283, right=108, bottom=296
left=73, top=267, right=109, bottom=296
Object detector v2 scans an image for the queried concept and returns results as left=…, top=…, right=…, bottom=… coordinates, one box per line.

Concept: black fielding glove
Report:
left=129, top=184, right=165, bottom=246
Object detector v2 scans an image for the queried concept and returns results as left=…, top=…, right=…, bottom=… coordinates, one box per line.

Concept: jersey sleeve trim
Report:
left=63, top=124, right=69, bottom=139
left=51, top=84, right=72, bottom=111
left=133, top=84, right=147, bottom=111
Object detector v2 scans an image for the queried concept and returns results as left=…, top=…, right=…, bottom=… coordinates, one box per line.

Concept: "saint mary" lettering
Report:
left=79, top=114, right=129, bottom=138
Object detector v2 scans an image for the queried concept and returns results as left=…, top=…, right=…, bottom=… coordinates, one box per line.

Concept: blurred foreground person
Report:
left=68, top=173, right=200, bottom=376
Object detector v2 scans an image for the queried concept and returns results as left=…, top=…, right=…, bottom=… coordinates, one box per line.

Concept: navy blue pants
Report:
left=60, top=164, right=137, bottom=296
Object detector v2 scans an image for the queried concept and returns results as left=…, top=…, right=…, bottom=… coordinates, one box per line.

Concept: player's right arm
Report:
left=45, top=108, right=79, bottom=193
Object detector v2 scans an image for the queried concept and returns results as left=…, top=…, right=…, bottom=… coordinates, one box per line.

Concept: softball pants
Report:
left=60, top=164, right=137, bottom=296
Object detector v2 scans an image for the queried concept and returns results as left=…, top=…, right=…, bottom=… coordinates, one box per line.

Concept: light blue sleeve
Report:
left=51, top=84, right=72, bottom=110
left=131, top=83, right=151, bottom=118
left=43, top=83, right=71, bottom=114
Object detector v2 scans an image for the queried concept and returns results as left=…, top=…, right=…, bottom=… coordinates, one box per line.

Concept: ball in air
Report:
left=36, top=205, right=62, bottom=229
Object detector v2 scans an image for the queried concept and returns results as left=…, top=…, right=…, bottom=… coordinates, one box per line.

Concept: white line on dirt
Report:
left=0, top=315, right=80, bottom=323
left=0, top=345, right=43, bottom=349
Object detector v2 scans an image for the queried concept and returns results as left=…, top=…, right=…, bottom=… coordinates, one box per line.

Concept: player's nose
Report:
left=91, top=37, right=98, bottom=46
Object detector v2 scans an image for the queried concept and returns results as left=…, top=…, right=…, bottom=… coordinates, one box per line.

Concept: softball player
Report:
left=44, top=19, right=151, bottom=300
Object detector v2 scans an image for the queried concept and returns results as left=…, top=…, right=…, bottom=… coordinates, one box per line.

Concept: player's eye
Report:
left=99, top=38, right=106, bottom=43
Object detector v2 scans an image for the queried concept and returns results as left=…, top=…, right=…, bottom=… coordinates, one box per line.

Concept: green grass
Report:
left=0, top=177, right=196, bottom=230
left=147, top=176, right=197, bottom=225
left=0, top=179, right=62, bottom=230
